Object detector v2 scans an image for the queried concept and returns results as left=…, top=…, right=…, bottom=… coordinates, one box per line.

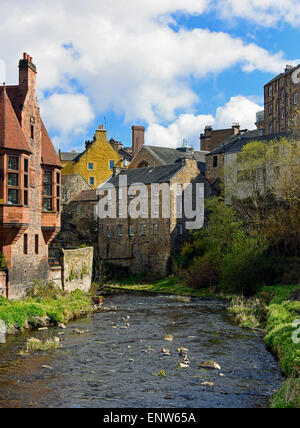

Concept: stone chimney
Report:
left=285, top=65, right=293, bottom=73
left=85, top=140, right=93, bottom=150
left=132, top=125, right=145, bottom=158
left=232, top=123, right=240, bottom=134
left=19, top=53, right=37, bottom=95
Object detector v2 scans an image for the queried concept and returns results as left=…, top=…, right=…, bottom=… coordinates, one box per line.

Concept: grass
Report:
left=0, top=287, right=93, bottom=332
left=19, top=337, right=61, bottom=355
left=105, top=275, right=223, bottom=298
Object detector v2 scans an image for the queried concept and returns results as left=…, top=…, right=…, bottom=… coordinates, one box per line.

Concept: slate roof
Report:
left=72, top=190, right=97, bottom=202
left=41, top=121, right=62, bottom=167
left=144, top=145, right=206, bottom=165
left=105, top=163, right=184, bottom=188
left=0, top=85, right=31, bottom=153
left=208, top=129, right=268, bottom=155
left=265, top=65, right=300, bottom=86
left=60, top=152, right=80, bottom=161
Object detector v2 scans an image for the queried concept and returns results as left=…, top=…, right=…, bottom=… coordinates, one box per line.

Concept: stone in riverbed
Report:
left=164, top=335, right=174, bottom=342
left=202, top=381, right=214, bottom=387
left=162, top=348, right=170, bottom=356
left=198, top=361, right=221, bottom=371
left=58, top=323, right=66, bottom=329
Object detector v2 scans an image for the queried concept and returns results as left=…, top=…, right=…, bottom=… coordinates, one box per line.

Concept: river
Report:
left=0, top=292, right=284, bottom=408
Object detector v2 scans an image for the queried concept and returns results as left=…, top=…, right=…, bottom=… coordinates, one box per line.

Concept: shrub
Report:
left=187, top=255, right=220, bottom=290
left=0, top=253, right=7, bottom=271
left=220, top=234, right=267, bottom=296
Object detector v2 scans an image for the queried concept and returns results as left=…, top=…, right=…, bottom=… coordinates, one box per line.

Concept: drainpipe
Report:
left=5, top=267, right=9, bottom=299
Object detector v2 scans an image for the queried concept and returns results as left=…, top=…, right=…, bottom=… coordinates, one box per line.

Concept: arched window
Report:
left=138, top=161, right=149, bottom=168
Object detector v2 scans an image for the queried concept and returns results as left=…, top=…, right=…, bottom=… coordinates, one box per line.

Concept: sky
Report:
left=0, top=0, right=300, bottom=153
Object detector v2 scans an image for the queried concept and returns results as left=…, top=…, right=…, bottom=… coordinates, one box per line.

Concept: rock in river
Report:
left=198, top=361, right=221, bottom=370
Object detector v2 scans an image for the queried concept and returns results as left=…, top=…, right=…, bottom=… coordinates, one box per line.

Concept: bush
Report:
left=220, top=235, right=267, bottom=296
left=0, top=253, right=7, bottom=271
left=187, top=255, right=220, bottom=290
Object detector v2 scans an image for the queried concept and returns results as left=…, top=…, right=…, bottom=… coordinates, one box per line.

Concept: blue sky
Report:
left=0, top=1, right=299, bottom=152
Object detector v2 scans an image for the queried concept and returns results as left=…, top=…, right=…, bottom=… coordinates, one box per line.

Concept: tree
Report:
left=225, top=137, right=300, bottom=255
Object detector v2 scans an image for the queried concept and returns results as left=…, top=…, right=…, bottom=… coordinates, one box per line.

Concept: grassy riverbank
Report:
left=105, top=276, right=300, bottom=408
left=104, top=275, right=225, bottom=298
left=0, top=288, right=93, bottom=334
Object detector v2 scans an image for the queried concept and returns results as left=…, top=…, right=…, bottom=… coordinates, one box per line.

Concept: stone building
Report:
left=49, top=190, right=98, bottom=264
left=109, top=138, right=132, bottom=167
left=97, top=159, right=206, bottom=277
left=60, top=125, right=125, bottom=189
left=200, top=124, right=240, bottom=151
left=206, top=129, right=264, bottom=183
left=264, top=64, right=300, bottom=135
left=0, top=53, right=62, bottom=299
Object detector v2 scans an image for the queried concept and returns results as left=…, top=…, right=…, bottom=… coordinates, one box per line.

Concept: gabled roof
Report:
left=72, top=190, right=97, bottom=202
left=265, top=65, right=300, bottom=86
left=41, top=121, right=62, bottom=167
left=60, top=152, right=79, bottom=161
left=144, top=145, right=206, bottom=165
left=208, top=129, right=265, bottom=155
left=106, top=163, right=183, bottom=188
left=0, top=85, right=31, bottom=153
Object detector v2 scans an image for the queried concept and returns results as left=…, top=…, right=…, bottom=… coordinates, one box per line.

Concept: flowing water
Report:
left=0, top=292, right=284, bottom=408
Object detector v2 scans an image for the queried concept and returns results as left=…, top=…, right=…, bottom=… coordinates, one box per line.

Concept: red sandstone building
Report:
left=0, top=53, right=62, bottom=299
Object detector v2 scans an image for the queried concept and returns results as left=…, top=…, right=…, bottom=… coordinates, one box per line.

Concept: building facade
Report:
left=264, top=64, right=300, bottom=136
left=0, top=53, right=62, bottom=298
left=60, top=126, right=124, bottom=189
left=97, top=160, right=206, bottom=277
left=200, top=124, right=240, bottom=151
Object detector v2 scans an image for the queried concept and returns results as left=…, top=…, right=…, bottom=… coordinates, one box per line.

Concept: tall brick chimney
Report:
left=19, top=53, right=37, bottom=95
left=132, top=125, right=145, bottom=158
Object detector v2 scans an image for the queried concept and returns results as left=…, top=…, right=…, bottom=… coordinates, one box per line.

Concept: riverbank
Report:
left=105, top=276, right=300, bottom=408
left=0, top=287, right=99, bottom=335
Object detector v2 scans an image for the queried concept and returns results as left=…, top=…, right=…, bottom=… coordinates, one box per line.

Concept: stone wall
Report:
left=61, top=174, right=91, bottom=206
left=62, top=247, right=94, bottom=293
left=48, top=266, right=63, bottom=289
left=0, top=272, right=6, bottom=297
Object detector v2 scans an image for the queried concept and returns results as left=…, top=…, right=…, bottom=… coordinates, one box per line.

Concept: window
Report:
left=269, top=123, right=273, bottom=134
left=177, top=224, right=183, bottom=236
left=7, top=156, right=20, bottom=205
left=43, top=171, right=53, bottom=211
left=77, top=205, right=81, bottom=215
left=213, top=156, right=218, bottom=168
left=294, top=92, right=298, bottom=105
left=268, top=104, right=273, bottom=115
left=23, top=234, right=28, bottom=255
left=31, top=125, right=34, bottom=140
left=129, top=225, right=134, bottom=236
left=106, top=227, right=111, bottom=238
left=24, top=157, right=29, bottom=206
left=88, top=163, right=94, bottom=170
left=141, top=224, right=147, bottom=236
left=8, top=156, right=18, bottom=171
left=35, top=235, right=39, bottom=254
left=153, top=224, right=158, bottom=235
left=281, top=109, right=285, bottom=120
left=281, top=88, right=285, bottom=101
left=268, top=86, right=272, bottom=97
left=56, top=172, right=60, bottom=212
left=117, top=225, right=123, bottom=236
left=89, top=177, right=95, bottom=186
left=109, top=160, right=115, bottom=170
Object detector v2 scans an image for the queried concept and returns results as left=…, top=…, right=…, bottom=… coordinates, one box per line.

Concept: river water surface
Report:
left=0, top=293, right=284, bottom=408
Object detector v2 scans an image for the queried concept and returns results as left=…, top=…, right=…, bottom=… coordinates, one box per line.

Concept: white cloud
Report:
left=214, top=0, right=300, bottom=27
left=146, top=96, right=262, bottom=148
left=39, top=93, right=95, bottom=149
left=0, top=0, right=297, bottom=149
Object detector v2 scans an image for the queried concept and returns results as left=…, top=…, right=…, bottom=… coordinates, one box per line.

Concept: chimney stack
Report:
left=132, top=125, right=145, bottom=158
left=19, top=52, right=37, bottom=95
left=285, top=65, right=293, bottom=73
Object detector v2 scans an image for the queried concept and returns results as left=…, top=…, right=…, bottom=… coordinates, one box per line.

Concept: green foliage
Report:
left=270, top=378, right=300, bottom=409
left=220, top=234, right=268, bottom=296
left=0, top=285, right=92, bottom=330
left=0, top=253, right=7, bottom=271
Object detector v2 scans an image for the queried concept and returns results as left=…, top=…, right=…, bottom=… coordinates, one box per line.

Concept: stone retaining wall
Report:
left=62, top=247, right=94, bottom=293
